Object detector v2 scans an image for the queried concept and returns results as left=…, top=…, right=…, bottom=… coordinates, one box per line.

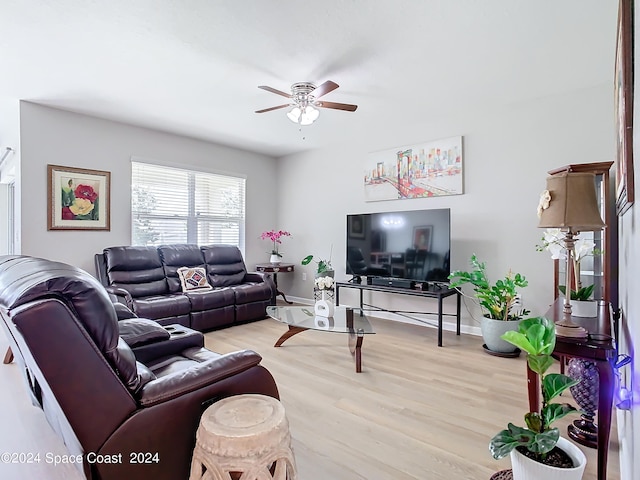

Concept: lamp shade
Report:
left=538, top=172, right=605, bottom=231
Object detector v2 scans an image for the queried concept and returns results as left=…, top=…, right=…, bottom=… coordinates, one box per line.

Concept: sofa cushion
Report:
left=201, top=245, right=247, bottom=287
left=132, top=294, right=191, bottom=320
left=104, top=246, right=169, bottom=297
left=177, top=267, right=212, bottom=292
left=186, top=287, right=235, bottom=311
left=158, top=244, right=206, bottom=293
left=119, top=318, right=171, bottom=348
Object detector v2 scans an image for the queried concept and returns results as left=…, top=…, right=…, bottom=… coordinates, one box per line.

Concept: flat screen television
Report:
left=346, top=208, right=450, bottom=283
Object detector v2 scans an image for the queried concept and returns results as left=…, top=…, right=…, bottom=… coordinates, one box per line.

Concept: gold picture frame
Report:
left=47, top=164, right=111, bottom=230
left=615, top=0, right=635, bottom=216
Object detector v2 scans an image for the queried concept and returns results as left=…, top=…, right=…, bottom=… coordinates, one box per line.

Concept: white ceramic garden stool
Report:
left=190, top=394, right=297, bottom=480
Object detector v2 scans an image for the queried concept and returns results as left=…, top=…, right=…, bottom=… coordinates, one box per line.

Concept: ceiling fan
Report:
left=255, top=81, right=358, bottom=125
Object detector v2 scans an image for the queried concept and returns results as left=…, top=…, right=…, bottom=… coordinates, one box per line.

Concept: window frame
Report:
left=130, top=158, right=246, bottom=250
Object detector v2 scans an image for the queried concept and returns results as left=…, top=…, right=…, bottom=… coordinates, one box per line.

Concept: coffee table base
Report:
left=274, top=325, right=366, bottom=373
left=274, top=326, right=307, bottom=347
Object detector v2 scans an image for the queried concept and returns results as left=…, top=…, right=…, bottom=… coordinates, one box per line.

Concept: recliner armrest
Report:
left=246, top=272, right=276, bottom=301
left=119, top=318, right=171, bottom=347
left=138, top=349, right=264, bottom=407
left=245, top=272, right=267, bottom=283
left=130, top=325, right=204, bottom=364
left=105, top=286, right=135, bottom=310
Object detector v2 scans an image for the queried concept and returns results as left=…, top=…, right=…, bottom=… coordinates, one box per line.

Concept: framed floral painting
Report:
left=47, top=164, right=111, bottom=230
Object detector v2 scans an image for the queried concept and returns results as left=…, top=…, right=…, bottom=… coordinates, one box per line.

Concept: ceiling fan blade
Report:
left=258, top=85, right=292, bottom=98
left=255, top=104, right=290, bottom=113
left=316, top=101, right=358, bottom=112
left=312, top=81, right=339, bottom=99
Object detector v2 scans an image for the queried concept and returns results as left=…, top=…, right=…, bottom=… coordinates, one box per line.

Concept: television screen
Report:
left=346, top=208, right=450, bottom=283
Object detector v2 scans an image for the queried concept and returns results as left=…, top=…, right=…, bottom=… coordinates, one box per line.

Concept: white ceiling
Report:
left=2, top=0, right=618, bottom=158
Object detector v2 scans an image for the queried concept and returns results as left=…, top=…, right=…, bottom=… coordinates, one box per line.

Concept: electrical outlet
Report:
left=302, top=272, right=307, bottom=281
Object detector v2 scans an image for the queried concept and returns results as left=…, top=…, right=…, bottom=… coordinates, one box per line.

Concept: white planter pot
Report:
left=570, top=300, right=597, bottom=318
left=481, top=316, right=522, bottom=353
left=510, top=437, right=586, bottom=480
left=314, top=291, right=335, bottom=317
left=269, top=254, right=281, bottom=265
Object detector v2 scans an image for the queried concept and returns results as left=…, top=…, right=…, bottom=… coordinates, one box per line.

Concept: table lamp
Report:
left=537, top=172, right=605, bottom=338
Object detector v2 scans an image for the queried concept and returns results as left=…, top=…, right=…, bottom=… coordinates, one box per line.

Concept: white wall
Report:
left=18, top=102, right=278, bottom=274
left=0, top=99, right=20, bottom=154
left=276, top=84, right=615, bottom=332
left=614, top=8, right=640, bottom=478
left=617, top=152, right=638, bottom=480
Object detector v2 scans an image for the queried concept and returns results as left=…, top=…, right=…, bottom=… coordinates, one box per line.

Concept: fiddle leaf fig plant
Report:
left=489, top=317, right=579, bottom=462
left=448, top=254, right=530, bottom=321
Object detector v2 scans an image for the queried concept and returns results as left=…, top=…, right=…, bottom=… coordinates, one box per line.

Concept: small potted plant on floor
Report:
left=490, top=316, right=586, bottom=479
left=448, top=254, right=530, bottom=354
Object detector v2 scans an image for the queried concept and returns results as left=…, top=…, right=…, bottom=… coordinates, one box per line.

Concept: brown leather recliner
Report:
left=0, top=255, right=279, bottom=480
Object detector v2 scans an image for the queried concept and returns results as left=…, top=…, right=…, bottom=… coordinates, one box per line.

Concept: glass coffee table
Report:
left=266, top=305, right=375, bottom=372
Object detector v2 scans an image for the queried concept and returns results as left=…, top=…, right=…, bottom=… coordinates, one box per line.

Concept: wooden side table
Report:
left=256, top=263, right=294, bottom=304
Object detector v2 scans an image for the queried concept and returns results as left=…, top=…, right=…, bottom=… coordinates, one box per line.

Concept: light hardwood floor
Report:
left=0, top=315, right=620, bottom=480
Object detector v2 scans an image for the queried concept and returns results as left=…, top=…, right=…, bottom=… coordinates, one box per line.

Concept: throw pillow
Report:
left=177, top=266, right=212, bottom=292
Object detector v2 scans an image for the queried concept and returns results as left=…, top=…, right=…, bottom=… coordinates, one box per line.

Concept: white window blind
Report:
left=131, top=161, right=245, bottom=248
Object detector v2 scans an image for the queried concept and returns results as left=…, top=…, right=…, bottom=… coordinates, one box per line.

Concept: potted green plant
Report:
left=301, top=248, right=334, bottom=278
left=490, top=316, right=586, bottom=479
left=448, top=254, right=530, bottom=354
left=557, top=284, right=595, bottom=302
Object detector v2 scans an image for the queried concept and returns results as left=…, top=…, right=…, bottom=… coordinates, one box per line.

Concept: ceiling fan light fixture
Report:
left=257, top=80, right=357, bottom=123
left=286, top=107, right=301, bottom=123
left=300, top=105, right=320, bottom=125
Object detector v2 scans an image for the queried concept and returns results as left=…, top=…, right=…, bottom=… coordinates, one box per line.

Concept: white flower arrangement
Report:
left=538, top=228, right=595, bottom=263
left=537, top=228, right=599, bottom=301
left=314, top=276, right=335, bottom=290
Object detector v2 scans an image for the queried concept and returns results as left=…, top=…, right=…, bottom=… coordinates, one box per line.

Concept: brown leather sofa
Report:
left=95, top=244, right=275, bottom=331
left=0, top=255, right=279, bottom=480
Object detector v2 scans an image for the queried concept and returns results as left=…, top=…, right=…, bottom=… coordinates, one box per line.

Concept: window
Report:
left=0, top=182, right=15, bottom=254
left=131, top=161, right=245, bottom=248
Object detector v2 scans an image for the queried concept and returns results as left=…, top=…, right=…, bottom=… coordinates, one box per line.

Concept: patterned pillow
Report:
left=177, top=267, right=212, bottom=292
